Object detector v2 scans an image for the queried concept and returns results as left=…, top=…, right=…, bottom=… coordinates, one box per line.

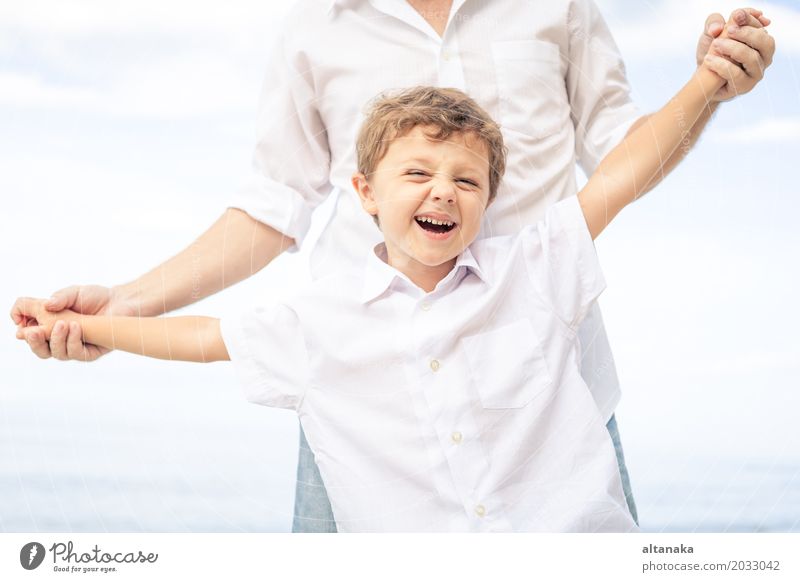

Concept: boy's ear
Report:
left=352, top=172, right=378, bottom=218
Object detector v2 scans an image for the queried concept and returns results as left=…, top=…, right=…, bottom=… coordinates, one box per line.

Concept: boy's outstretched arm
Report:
left=577, top=31, right=735, bottom=240
left=14, top=298, right=229, bottom=363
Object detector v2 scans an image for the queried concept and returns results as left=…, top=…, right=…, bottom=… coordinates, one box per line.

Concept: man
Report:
left=14, top=1, right=775, bottom=532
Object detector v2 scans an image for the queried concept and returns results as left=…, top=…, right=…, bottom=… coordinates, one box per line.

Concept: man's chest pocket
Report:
left=491, top=40, right=569, bottom=139
left=460, top=319, right=552, bottom=409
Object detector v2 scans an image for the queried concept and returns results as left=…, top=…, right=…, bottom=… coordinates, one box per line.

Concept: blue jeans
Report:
left=291, top=414, right=639, bottom=532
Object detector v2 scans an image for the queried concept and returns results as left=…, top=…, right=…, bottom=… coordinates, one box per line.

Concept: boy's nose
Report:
left=430, top=177, right=456, bottom=204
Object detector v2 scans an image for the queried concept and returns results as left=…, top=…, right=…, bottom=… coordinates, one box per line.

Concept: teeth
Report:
left=417, top=216, right=454, bottom=227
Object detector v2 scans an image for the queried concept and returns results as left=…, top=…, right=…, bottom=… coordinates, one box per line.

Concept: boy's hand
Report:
left=11, top=298, right=74, bottom=343
left=10, top=285, right=136, bottom=361
left=697, top=8, right=774, bottom=102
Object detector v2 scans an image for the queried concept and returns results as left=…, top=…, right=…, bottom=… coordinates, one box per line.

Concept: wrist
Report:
left=691, top=66, right=726, bottom=101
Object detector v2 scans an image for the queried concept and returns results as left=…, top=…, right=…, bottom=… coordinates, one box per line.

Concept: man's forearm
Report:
left=66, top=313, right=229, bottom=362
left=113, top=208, right=294, bottom=316
left=629, top=99, right=720, bottom=196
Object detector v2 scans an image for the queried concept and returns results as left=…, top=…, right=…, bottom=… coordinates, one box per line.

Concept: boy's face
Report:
left=353, top=126, right=491, bottom=276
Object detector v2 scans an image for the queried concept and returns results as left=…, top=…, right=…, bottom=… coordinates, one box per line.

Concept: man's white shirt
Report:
left=229, top=0, right=641, bottom=421
left=221, top=197, right=638, bottom=532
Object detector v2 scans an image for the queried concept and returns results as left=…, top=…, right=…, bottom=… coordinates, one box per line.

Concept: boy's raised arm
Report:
left=14, top=299, right=229, bottom=363
left=577, top=38, right=731, bottom=240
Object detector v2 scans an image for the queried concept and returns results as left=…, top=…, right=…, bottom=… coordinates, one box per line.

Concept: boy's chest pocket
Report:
left=459, top=319, right=552, bottom=409
left=491, top=40, right=569, bottom=139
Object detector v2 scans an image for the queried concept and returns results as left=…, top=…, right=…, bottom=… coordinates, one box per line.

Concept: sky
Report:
left=1, top=0, right=799, bottom=532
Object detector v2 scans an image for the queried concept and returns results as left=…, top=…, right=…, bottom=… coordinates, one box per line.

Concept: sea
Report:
left=2, top=359, right=798, bottom=533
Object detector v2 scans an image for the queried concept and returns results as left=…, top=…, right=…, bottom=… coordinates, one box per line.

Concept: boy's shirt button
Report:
left=474, top=504, right=486, bottom=517
left=430, top=359, right=441, bottom=372
left=420, top=301, right=432, bottom=311
left=451, top=431, right=463, bottom=444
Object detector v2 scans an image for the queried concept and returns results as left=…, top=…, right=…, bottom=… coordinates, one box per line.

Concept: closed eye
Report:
left=456, top=178, right=479, bottom=188
left=406, top=170, right=429, bottom=177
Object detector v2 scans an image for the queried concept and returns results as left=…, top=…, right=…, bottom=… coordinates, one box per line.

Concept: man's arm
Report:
left=114, top=208, right=294, bottom=317
left=12, top=209, right=292, bottom=361
left=577, top=66, right=726, bottom=240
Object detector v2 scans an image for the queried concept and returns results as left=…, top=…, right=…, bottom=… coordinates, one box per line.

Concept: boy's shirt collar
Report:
left=359, top=242, right=488, bottom=304
left=327, top=0, right=355, bottom=14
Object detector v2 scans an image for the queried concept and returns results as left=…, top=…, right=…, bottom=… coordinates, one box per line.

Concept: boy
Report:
left=14, top=36, right=737, bottom=531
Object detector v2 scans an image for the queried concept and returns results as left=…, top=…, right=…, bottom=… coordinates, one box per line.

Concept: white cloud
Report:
left=0, top=1, right=291, bottom=38
left=602, top=0, right=799, bottom=60
left=713, top=116, right=800, bottom=143
left=107, top=54, right=260, bottom=118
left=0, top=1, right=292, bottom=119
left=0, top=71, right=101, bottom=109
left=0, top=59, right=259, bottom=119
left=1, top=42, right=270, bottom=120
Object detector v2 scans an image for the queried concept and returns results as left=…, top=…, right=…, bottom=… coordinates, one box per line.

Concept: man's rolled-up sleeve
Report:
left=567, top=0, right=642, bottom=175
left=229, top=32, right=331, bottom=249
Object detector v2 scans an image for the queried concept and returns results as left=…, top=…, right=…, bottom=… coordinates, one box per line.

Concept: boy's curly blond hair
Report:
left=356, top=87, right=507, bottom=205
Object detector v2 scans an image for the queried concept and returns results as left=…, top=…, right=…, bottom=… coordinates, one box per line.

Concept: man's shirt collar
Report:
left=328, top=0, right=469, bottom=26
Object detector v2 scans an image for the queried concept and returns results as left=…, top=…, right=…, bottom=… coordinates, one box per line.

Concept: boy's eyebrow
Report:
left=401, top=156, right=435, bottom=167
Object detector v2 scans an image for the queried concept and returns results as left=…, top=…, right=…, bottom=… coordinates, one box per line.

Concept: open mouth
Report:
left=415, top=216, right=457, bottom=234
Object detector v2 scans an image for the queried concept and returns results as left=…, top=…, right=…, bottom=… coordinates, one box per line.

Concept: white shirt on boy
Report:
left=230, top=0, right=641, bottom=421
left=221, top=197, right=639, bottom=532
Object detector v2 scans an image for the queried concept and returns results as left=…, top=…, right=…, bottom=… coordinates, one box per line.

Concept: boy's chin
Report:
left=413, top=249, right=461, bottom=268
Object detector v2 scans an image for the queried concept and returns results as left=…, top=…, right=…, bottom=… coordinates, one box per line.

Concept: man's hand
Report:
left=698, top=8, right=775, bottom=102
left=11, top=285, right=136, bottom=361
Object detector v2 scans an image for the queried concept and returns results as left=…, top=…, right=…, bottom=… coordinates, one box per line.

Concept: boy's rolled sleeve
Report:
left=229, top=32, right=331, bottom=249
left=523, top=196, right=606, bottom=330
left=220, top=302, right=310, bottom=411
left=567, top=0, right=642, bottom=175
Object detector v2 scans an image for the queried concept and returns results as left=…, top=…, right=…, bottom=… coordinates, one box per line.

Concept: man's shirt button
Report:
left=430, top=359, right=440, bottom=372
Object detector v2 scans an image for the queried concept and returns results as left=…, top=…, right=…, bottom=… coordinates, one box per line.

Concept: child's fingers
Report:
left=705, top=12, right=725, bottom=37
left=10, top=296, right=42, bottom=324
left=10, top=297, right=31, bottom=324
left=731, top=8, right=765, bottom=30
left=739, top=7, right=770, bottom=27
